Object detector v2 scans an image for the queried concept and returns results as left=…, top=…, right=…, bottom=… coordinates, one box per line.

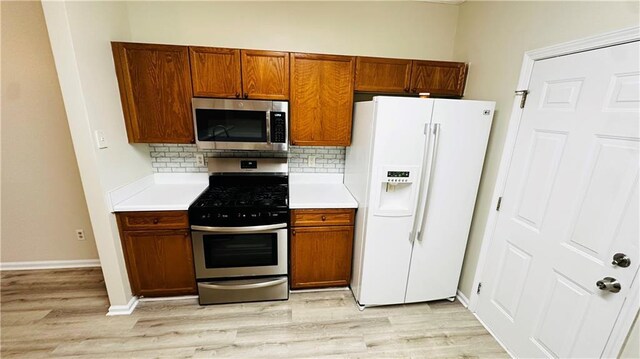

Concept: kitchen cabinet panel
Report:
left=118, top=211, right=189, bottom=231
left=409, top=60, right=467, bottom=97
left=290, top=225, right=354, bottom=289
left=241, top=50, right=289, bottom=100
left=112, top=42, right=194, bottom=143
left=290, top=53, right=355, bottom=146
left=121, top=229, right=197, bottom=297
left=355, top=57, right=412, bottom=93
left=291, top=209, right=355, bottom=227
left=116, top=211, right=196, bottom=297
left=189, top=46, right=242, bottom=98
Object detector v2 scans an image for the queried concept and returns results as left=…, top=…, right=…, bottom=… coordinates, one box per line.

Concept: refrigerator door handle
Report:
left=410, top=123, right=436, bottom=242
left=416, top=123, right=441, bottom=242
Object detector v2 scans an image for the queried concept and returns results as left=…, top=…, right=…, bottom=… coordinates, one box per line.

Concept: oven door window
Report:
left=195, top=109, right=267, bottom=143
left=202, top=233, right=277, bottom=269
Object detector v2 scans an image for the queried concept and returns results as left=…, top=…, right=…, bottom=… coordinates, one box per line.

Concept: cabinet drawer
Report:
left=117, top=211, right=189, bottom=231
left=290, top=209, right=355, bottom=227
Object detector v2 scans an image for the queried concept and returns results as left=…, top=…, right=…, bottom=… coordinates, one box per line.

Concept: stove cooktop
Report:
left=191, top=185, right=288, bottom=209
left=189, top=176, right=289, bottom=227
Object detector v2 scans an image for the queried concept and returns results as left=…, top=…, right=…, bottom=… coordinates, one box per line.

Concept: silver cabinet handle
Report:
left=191, top=223, right=287, bottom=233
left=199, top=277, right=287, bottom=290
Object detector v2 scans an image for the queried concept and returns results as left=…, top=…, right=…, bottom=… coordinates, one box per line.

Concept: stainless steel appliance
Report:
left=192, top=98, right=288, bottom=151
left=189, top=158, right=289, bottom=305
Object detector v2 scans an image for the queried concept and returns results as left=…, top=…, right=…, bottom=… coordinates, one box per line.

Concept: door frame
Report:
left=468, top=25, right=640, bottom=357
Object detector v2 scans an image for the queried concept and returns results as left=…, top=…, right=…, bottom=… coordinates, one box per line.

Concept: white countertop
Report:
left=289, top=174, right=358, bottom=209
left=109, top=172, right=358, bottom=212
left=109, top=174, right=208, bottom=212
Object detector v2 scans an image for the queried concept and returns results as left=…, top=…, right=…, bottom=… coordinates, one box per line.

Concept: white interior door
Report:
left=476, top=41, right=639, bottom=358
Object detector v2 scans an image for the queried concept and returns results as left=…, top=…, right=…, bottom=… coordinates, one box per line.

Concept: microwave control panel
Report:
left=270, top=112, right=286, bottom=143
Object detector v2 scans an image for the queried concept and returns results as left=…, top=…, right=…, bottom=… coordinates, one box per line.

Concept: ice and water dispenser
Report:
left=373, top=166, right=419, bottom=217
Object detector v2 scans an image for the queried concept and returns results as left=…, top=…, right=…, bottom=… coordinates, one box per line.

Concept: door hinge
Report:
left=496, top=197, right=503, bottom=211
left=515, top=89, right=529, bottom=109
left=477, top=282, right=482, bottom=295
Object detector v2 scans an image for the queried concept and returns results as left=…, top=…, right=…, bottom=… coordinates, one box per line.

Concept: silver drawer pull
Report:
left=199, top=277, right=287, bottom=290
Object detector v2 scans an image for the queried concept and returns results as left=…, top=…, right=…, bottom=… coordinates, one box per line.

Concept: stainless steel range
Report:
left=189, top=157, right=289, bottom=305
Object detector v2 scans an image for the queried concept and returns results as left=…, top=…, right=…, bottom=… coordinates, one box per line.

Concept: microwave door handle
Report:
left=416, top=123, right=440, bottom=242
left=191, top=223, right=287, bottom=232
left=266, top=110, right=271, bottom=144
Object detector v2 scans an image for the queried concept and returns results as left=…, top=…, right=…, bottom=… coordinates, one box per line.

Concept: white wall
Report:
left=125, top=1, right=459, bottom=60
left=42, top=1, right=152, bottom=307
left=452, top=0, right=640, bottom=299
left=1, top=1, right=98, bottom=263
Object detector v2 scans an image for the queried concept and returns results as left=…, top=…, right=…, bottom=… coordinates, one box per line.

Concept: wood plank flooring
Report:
left=1, top=268, right=507, bottom=358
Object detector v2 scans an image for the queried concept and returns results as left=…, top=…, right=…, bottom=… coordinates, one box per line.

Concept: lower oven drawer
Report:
left=197, top=276, right=288, bottom=305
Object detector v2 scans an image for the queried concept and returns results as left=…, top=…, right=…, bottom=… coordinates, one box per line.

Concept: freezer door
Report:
left=405, top=99, right=495, bottom=303
left=357, top=97, right=433, bottom=306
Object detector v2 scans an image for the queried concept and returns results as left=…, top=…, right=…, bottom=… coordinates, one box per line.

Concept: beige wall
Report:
left=125, top=1, right=459, bottom=60
left=452, top=1, right=640, bottom=299
left=1, top=0, right=98, bottom=263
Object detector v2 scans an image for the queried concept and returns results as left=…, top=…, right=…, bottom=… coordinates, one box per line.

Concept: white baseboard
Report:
left=456, top=289, right=470, bottom=308
left=107, top=296, right=139, bottom=316
left=138, top=295, right=198, bottom=302
left=0, top=259, right=101, bottom=271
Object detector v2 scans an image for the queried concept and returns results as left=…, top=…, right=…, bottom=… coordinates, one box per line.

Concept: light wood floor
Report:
left=1, top=268, right=507, bottom=358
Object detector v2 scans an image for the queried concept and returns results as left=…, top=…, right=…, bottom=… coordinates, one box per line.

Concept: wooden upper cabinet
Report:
left=354, top=57, right=412, bottom=93
left=189, top=47, right=242, bottom=98
left=409, top=60, right=467, bottom=97
left=241, top=50, right=289, bottom=100
left=290, top=53, right=355, bottom=146
left=112, top=42, right=194, bottom=143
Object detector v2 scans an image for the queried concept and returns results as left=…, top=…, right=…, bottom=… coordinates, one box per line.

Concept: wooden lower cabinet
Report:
left=290, top=208, right=355, bottom=289
left=117, top=212, right=196, bottom=297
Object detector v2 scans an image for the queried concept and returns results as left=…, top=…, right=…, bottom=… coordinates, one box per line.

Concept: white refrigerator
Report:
left=345, top=96, right=495, bottom=307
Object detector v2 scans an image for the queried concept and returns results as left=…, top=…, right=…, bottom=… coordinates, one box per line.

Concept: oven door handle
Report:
left=190, top=223, right=287, bottom=232
left=198, top=277, right=287, bottom=290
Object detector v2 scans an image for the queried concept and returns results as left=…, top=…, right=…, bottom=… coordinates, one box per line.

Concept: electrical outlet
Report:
left=94, top=130, right=108, bottom=149
left=195, top=154, right=205, bottom=167
left=75, top=229, right=86, bottom=241
left=308, top=155, right=316, bottom=167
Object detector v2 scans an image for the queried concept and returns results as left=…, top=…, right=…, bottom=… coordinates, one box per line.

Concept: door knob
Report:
left=612, top=253, right=631, bottom=268
left=596, top=277, right=621, bottom=293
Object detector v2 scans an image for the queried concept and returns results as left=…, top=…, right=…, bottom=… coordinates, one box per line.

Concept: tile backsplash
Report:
left=149, top=144, right=346, bottom=173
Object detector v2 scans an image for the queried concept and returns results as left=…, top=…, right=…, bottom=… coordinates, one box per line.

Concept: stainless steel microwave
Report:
left=192, top=98, right=288, bottom=151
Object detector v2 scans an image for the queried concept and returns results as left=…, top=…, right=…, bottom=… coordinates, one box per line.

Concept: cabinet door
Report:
left=122, top=230, right=197, bottom=297
left=290, top=53, right=355, bottom=146
left=354, top=57, right=412, bottom=93
left=290, top=226, right=354, bottom=289
left=409, top=60, right=467, bottom=97
left=112, top=42, right=194, bottom=143
left=241, top=50, right=289, bottom=100
left=189, top=47, right=242, bottom=98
